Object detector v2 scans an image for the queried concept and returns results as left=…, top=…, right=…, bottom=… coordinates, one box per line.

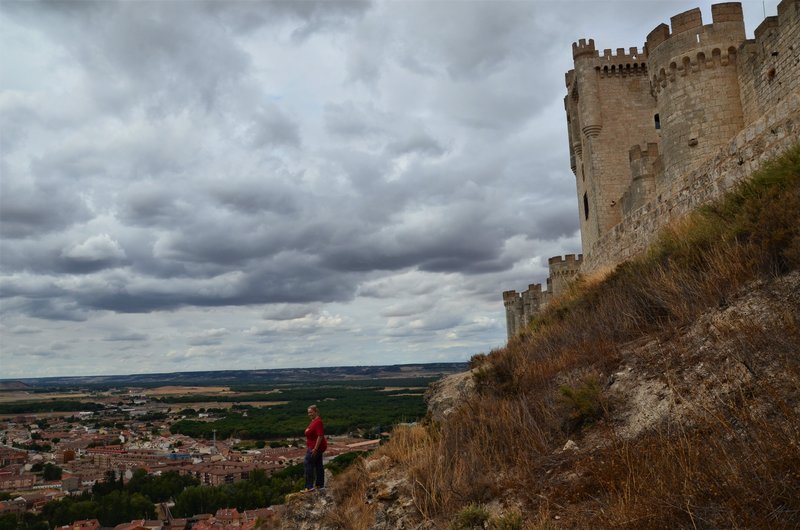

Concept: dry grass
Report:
left=357, top=144, right=800, bottom=527
left=293, top=145, right=799, bottom=528
left=323, top=457, right=376, bottom=529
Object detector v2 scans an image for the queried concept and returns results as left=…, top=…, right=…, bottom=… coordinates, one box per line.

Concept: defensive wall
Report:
left=503, top=0, right=799, bottom=339
left=502, top=254, right=582, bottom=339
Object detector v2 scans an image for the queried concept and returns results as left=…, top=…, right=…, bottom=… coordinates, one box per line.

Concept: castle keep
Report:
left=503, top=0, right=800, bottom=339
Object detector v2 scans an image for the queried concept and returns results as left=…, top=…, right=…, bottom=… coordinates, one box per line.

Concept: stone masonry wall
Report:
left=584, top=91, right=799, bottom=272
left=647, top=4, right=746, bottom=187
left=738, top=0, right=800, bottom=124
left=583, top=0, right=799, bottom=272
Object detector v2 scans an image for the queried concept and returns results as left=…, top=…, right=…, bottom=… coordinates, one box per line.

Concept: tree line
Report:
left=170, top=386, right=426, bottom=439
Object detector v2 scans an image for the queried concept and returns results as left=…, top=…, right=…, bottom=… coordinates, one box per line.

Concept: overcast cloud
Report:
left=0, top=0, right=778, bottom=378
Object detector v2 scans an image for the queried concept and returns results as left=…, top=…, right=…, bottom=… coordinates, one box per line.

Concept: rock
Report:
left=366, top=455, right=390, bottom=474
left=425, top=370, right=476, bottom=422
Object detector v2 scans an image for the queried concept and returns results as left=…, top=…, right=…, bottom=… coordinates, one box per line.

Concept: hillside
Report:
left=274, top=144, right=800, bottom=529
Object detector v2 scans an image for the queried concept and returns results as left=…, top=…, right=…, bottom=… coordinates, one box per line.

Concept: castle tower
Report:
left=502, top=290, right=523, bottom=338
left=522, top=283, right=549, bottom=327
left=647, top=3, right=747, bottom=185
left=565, top=40, right=660, bottom=255
left=548, top=254, right=583, bottom=299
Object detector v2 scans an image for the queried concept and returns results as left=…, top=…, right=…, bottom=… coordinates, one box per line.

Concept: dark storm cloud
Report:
left=19, top=300, right=89, bottom=322
left=56, top=257, right=357, bottom=315
left=0, top=177, right=91, bottom=239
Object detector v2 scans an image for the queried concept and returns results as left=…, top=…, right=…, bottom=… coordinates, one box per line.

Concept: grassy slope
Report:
left=325, top=143, right=800, bottom=529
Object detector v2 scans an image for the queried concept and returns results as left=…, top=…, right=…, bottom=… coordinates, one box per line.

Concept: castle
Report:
left=503, top=0, right=800, bottom=340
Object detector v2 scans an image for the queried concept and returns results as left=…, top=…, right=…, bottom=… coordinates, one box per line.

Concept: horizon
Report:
left=0, top=360, right=468, bottom=383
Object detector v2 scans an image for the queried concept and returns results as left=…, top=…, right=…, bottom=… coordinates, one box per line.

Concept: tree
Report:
left=43, top=463, right=62, bottom=481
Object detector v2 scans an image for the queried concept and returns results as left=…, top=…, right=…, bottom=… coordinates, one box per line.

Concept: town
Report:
left=0, top=369, right=456, bottom=530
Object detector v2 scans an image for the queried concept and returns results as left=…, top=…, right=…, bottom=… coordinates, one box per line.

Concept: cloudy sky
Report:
left=0, top=0, right=778, bottom=378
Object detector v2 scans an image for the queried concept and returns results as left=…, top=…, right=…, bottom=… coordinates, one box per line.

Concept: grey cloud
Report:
left=104, top=332, right=148, bottom=342
left=65, top=260, right=357, bottom=314
left=247, top=105, right=301, bottom=148
left=120, top=184, right=181, bottom=227
left=202, top=0, right=373, bottom=37
left=352, top=1, right=540, bottom=82
left=60, top=234, right=127, bottom=272
left=380, top=300, right=435, bottom=318
left=209, top=180, right=299, bottom=217
left=4, top=1, right=252, bottom=113
left=16, top=299, right=90, bottom=322
left=187, top=329, right=229, bottom=346
left=262, top=304, right=320, bottom=321
left=4, top=325, right=41, bottom=335
left=324, top=101, right=386, bottom=139
left=0, top=178, right=90, bottom=239
left=387, top=132, right=445, bottom=157
left=29, top=350, right=60, bottom=358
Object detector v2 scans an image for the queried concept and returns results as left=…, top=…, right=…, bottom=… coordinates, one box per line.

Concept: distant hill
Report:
left=2, top=363, right=469, bottom=389
left=0, top=380, right=33, bottom=391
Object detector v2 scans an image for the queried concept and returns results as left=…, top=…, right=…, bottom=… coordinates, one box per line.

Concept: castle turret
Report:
left=548, top=254, right=583, bottom=299
left=647, top=3, right=747, bottom=184
left=502, top=290, right=523, bottom=338
left=622, top=142, right=662, bottom=214
left=566, top=37, right=659, bottom=255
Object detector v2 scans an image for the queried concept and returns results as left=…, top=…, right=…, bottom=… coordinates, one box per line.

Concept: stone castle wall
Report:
left=503, top=0, right=799, bottom=340
left=585, top=0, right=799, bottom=271
left=739, top=0, right=800, bottom=124
left=503, top=254, right=582, bottom=338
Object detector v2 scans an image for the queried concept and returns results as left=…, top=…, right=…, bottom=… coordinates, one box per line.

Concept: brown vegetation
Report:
left=325, top=144, right=800, bottom=528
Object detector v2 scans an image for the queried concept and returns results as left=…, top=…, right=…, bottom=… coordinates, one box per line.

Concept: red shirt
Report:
left=305, top=416, right=327, bottom=451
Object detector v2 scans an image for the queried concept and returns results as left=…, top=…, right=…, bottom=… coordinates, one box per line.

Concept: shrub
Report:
left=489, top=510, right=524, bottom=530
left=449, top=503, right=490, bottom=529
left=558, top=375, right=604, bottom=431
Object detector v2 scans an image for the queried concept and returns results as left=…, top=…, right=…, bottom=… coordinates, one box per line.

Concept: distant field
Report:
left=145, top=386, right=232, bottom=396
left=0, top=391, right=92, bottom=403
left=172, top=401, right=289, bottom=410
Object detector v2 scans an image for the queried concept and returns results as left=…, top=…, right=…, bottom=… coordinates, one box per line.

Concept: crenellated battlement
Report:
left=645, top=3, right=747, bottom=184
left=572, top=38, right=597, bottom=59
left=502, top=290, right=520, bottom=304
left=570, top=42, right=649, bottom=77
left=645, top=3, right=745, bottom=56
left=548, top=254, right=583, bottom=267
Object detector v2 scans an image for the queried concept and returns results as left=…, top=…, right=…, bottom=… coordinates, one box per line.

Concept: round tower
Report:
left=647, top=3, right=747, bottom=184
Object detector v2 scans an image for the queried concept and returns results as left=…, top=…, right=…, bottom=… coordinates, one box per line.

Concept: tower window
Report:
left=583, top=193, right=589, bottom=220
left=654, top=113, right=661, bottom=130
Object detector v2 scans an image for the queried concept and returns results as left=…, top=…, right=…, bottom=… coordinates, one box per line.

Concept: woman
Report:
left=303, top=404, right=327, bottom=491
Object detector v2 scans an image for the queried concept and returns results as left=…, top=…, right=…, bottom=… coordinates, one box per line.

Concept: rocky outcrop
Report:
left=423, top=370, right=475, bottom=423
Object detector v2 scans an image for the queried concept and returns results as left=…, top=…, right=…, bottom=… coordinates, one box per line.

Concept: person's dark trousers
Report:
left=304, top=449, right=325, bottom=489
